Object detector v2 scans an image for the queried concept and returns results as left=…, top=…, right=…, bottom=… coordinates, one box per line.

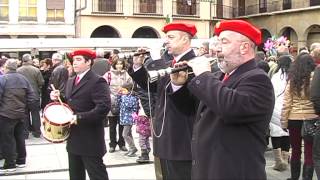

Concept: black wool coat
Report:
left=188, top=60, right=275, bottom=180
left=65, top=70, right=111, bottom=157
left=128, top=50, right=198, bottom=160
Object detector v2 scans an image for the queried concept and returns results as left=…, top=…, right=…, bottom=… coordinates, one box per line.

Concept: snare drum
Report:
left=41, top=102, right=73, bottom=143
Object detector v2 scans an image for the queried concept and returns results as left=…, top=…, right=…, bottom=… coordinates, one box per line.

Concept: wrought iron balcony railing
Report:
left=92, top=0, right=123, bottom=14
left=172, top=0, right=200, bottom=17
left=237, top=0, right=320, bottom=17
left=211, top=4, right=235, bottom=19
left=133, top=0, right=163, bottom=15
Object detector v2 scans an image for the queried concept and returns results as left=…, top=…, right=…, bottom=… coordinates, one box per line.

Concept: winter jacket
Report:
left=281, top=73, right=318, bottom=128
left=17, top=63, right=44, bottom=98
left=0, top=71, right=38, bottom=119
left=270, top=71, right=289, bottom=137
left=48, top=63, right=69, bottom=98
left=103, top=68, right=132, bottom=116
left=117, top=93, right=138, bottom=125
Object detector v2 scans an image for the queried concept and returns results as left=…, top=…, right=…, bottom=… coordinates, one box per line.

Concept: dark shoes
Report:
left=32, top=132, right=41, bottom=138
left=136, top=149, right=150, bottom=163
left=109, top=146, right=128, bottom=153
left=126, top=148, right=138, bottom=157
left=16, top=159, right=26, bottom=168
left=109, top=147, right=115, bottom=153
left=0, top=164, right=16, bottom=173
left=119, top=146, right=128, bottom=152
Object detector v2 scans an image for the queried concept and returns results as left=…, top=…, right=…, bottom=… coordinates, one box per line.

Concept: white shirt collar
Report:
left=174, top=48, right=192, bottom=62
left=76, top=69, right=90, bottom=81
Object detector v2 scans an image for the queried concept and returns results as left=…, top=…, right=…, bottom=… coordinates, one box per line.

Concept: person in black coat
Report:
left=128, top=23, right=199, bottom=180
left=50, top=49, right=110, bottom=180
left=183, top=20, right=275, bottom=179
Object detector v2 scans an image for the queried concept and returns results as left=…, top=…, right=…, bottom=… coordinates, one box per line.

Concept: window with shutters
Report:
left=176, top=0, right=197, bottom=15
left=139, top=0, right=156, bottom=13
left=310, top=0, right=320, bottom=6
left=46, top=0, right=64, bottom=22
left=0, top=0, right=8, bottom=21
left=283, top=0, right=291, bottom=10
left=259, top=0, right=267, bottom=13
left=19, top=0, right=37, bottom=21
left=238, top=0, right=245, bottom=16
left=98, top=0, right=116, bottom=12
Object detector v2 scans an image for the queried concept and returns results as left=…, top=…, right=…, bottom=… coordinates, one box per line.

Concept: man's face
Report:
left=164, top=31, right=187, bottom=56
left=216, top=31, right=244, bottom=73
left=72, top=55, right=91, bottom=74
left=52, top=59, right=60, bottom=66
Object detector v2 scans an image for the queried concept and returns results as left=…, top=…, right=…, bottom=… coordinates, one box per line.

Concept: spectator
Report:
left=17, top=54, right=44, bottom=138
left=0, top=59, right=37, bottom=172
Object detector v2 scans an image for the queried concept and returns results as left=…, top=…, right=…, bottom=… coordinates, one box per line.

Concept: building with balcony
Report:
left=75, top=0, right=229, bottom=39
left=0, top=0, right=75, bottom=39
left=214, top=0, right=320, bottom=53
left=0, top=0, right=75, bottom=57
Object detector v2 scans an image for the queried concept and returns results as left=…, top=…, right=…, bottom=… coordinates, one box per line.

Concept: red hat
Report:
left=214, top=20, right=262, bottom=45
left=162, top=22, right=197, bottom=37
left=69, top=49, right=96, bottom=59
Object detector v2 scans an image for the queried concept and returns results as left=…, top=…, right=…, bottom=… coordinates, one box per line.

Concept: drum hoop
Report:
left=43, top=102, right=73, bottom=126
left=40, top=127, right=69, bottom=143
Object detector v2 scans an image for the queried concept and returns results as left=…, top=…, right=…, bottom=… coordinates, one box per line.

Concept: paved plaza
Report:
left=0, top=127, right=316, bottom=180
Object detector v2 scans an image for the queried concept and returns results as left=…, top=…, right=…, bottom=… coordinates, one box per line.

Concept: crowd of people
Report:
left=0, top=19, right=320, bottom=180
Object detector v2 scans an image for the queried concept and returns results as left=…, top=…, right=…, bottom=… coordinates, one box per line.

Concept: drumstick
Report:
left=50, top=84, right=69, bottom=115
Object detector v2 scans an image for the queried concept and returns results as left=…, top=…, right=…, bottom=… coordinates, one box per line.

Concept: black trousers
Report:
left=0, top=116, right=26, bottom=166
left=271, top=136, right=290, bottom=151
left=68, top=152, right=109, bottom=180
left=25, top=101, right=41, bottom=134
left=108, top=116, right=125, bottom=148
left=160, top=158, right=192, bottom=180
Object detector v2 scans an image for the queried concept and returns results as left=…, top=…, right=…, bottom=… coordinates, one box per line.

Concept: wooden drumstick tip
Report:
left=50, top=84, right=56, bottom=91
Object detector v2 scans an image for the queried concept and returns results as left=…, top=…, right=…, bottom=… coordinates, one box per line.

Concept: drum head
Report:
left=44, top=103, right=73, bottom=125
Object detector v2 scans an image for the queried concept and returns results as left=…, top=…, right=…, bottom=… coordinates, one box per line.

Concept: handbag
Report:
left=302, top=117, right=320, bottom=137
left=110, top=101, right=120, bottom=115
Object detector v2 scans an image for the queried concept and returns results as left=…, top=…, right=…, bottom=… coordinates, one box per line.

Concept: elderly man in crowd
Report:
left=17, top=54, right=44, bottom=138
left=0, top=59, right=37, bottom=172
left=180, top=20, right=275, bottom=179
left=48, top=53, right=69, bottom=101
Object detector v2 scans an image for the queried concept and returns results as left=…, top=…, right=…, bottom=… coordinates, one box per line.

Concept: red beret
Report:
left=69, top=49, right=96, bottom=59
left=214, top=20, right=262, bottom=45
left=162, top=23, right=197, bottom=37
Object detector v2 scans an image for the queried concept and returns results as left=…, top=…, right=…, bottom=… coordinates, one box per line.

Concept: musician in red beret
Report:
left=50, top=49, right=111, bottom=180
left=174, top=19, right=275, bottom=179
left=128, top=22, right=199, bottom=179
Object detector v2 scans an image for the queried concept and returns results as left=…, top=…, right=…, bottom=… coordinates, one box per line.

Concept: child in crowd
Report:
left=117, top=83, right=139, bottom=157
left=133, top=101, right=151, bottom=163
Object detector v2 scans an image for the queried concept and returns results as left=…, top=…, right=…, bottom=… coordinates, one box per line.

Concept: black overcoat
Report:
left=64, top=70, right=111, bottom=156
left=188, top=60, right=275, bottom=179
left=128, top=50, right=198, bottom=160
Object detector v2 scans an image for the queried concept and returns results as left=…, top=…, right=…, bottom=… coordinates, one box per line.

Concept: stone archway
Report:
left=132, top=26, right=160, bottom=38
left=91, top=25, right=121, bottom=38
left=279, top=26, right=298, bottom=56
left=305, top=24, right=320, bottom=49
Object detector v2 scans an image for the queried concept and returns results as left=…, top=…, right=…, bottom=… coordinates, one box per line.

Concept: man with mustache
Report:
left=128, top=22, right=198, bottom=180
left=181, top=20, right=275, bottom=179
